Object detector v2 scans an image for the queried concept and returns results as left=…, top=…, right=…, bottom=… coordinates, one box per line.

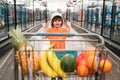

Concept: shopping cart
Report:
left=15, top=33, right=119, bottom=80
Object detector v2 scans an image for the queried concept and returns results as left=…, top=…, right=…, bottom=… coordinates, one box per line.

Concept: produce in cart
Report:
left=15, top=32, right=115, bottom=80
left=76, top=52, right=90, bottom=76
left=76, top=52, right=87, bottom=66
left=9, top=27, right=28, bottom=50
left=47, top=45, right=67, bottom=78
left=76, top=45, right=112, bottom=76
left=9, top=28, right=40, bottom=74
left=86, top=56, right=97, bottom=74
left=60, top=54, right=76, bottom=72
left=39, top=45, right=58, bottom=78
left=16, top=50, right=40, bottom=74
left=99, top=56, right=112, bottom=73
left=77, top=63, right=89, bottom=77
left=83, top=46, right=99, bottom=58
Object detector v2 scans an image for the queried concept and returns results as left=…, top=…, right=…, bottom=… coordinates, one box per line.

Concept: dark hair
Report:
left=51, top=16, right=63, bottom=27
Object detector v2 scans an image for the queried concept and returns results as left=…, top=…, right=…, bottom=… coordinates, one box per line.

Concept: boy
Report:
left=42, top=12, right=72, bottom=49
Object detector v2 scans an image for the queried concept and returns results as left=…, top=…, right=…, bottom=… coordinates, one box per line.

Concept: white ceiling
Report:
left=8, top=0, right=70, bottom=11
left=47, top=0, right=68, bottom=11
left=46, top=0, right=68, bottom=2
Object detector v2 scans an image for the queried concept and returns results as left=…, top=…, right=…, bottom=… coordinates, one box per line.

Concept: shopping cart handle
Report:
left=22, top=32, right=104, bottom=45
left=36, top=33, right=76, bottom=36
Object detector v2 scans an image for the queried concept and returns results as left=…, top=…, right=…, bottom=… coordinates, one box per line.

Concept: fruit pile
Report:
left=40, top=45, right=112, bottom=78
left=76, top=46, right=112, bottom=77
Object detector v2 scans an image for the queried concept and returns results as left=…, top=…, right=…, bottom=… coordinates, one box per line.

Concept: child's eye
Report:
left=58, top=20, right=61, bottom=21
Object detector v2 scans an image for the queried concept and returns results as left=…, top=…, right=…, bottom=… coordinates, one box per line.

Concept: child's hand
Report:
left=66, top=21, right=72, bottom=33
left=66, top=21, right=71, bottom=28
left=41, top=22, right=47, bottom=34
left=42, top=22, right=47, bottom=28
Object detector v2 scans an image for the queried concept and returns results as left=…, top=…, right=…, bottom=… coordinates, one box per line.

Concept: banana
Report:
left=39, top=47, right=58, bottom=78
left=47, top=50, right=67, bottom=78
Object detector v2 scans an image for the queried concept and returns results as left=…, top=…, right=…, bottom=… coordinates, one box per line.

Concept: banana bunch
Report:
left=47, top=49, right=67, bottom=78
left=39, top=46, right=58, bottom=78
left=39, top=45, right=67, bottom=78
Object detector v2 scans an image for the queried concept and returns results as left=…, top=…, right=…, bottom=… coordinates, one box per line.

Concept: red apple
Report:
left=76, top=52, right=86, bottom=66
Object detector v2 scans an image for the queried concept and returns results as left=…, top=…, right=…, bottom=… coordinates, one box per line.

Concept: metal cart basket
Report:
left=15, top=33, right=120, bottom=80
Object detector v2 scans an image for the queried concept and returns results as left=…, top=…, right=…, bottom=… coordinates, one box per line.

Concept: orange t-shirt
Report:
left=46, top=27, right=68, bottom=49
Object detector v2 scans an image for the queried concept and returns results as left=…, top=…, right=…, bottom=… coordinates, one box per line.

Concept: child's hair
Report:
left=51, top=16, right=63, bottom=27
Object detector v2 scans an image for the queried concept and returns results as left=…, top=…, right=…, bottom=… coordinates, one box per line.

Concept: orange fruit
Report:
left=77, top=64, right=89, bottom=77
left=86, top=56, right=97, bottom=71
left=99, top=59, right=112, bottom=73
left=84, top=46, right=98, bottom=58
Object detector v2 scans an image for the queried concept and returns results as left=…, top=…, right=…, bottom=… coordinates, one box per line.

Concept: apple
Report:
left=76, top=52, right=86, bottom=66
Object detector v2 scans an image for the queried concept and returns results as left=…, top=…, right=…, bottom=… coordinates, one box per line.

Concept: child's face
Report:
left=52, top=17, right=63, bottom=28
